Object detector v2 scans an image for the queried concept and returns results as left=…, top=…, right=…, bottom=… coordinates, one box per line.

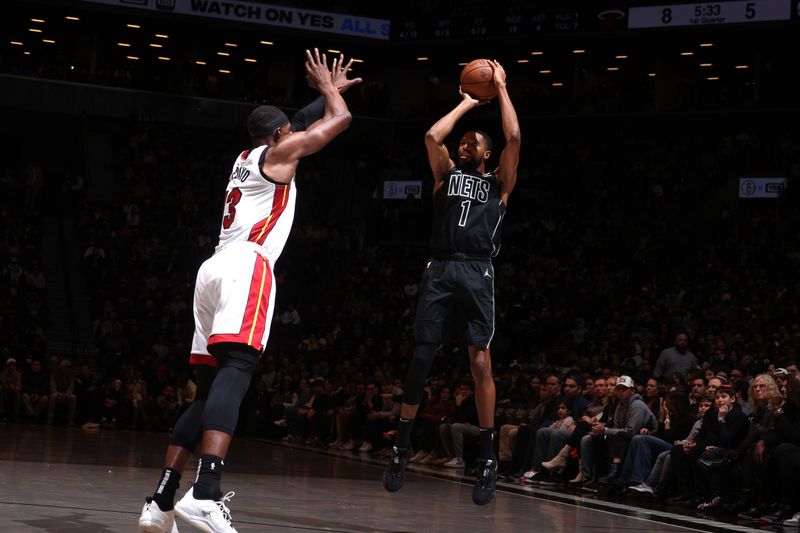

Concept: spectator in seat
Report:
left=74, top=364, right=100, bottom=425
left=0, top=357, right=22, bottom=421
left=22, top=359, right=49, bottom=422
left=595, top=375, right=658, bottom=487
left=670, top=382, right=749, bottom=510
left=742, top=374, right=799, bottom=523
left=409, top=385, right=455, bottom=464
left=629, top=394, right=713, bottom=499
left=47, top=359, right=77, bottom=425
left=689, top=377, right=707, bottom=416
left=618, top=391, right=694, bottom=489
left=530, top=374, right=587, bottom=482
left=439, top=381, right=479, bottom=468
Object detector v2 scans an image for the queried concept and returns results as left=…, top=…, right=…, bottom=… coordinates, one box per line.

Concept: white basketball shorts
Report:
left=189, top=242, right=275, bottom=367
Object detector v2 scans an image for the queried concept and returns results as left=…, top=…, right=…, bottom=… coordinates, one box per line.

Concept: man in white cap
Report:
left=591, top=375, right=657, bottom=487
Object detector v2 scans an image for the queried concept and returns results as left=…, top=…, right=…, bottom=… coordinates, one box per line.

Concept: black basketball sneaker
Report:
left=472, top=458, right=498, bottom=505
left=382, top=446, right=411, bottom=492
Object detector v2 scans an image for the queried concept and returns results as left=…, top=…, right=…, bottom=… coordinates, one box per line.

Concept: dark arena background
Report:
left=1, top=0, right=800, bottom=532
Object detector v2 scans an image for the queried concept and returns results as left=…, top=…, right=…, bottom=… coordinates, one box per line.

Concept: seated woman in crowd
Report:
left=614, top=391, right=694, bottom=489
left=629, top=394, right=713, bottom=498
left=723, top=374, right=782, bottom=515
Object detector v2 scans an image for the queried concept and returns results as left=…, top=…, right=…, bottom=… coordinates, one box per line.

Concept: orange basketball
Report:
left=460, top=59, right=497, bottom=101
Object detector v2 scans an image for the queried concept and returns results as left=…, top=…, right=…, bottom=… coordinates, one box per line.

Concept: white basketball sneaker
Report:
left=138, top=497, right=179, bottom=533
left=174, top=489, right=237, bottom=533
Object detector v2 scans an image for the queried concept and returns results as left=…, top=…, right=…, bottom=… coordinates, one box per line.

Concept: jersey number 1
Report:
left=458, top=200, right=471, bottom=227
left=222, top=188, right=242, bottom=229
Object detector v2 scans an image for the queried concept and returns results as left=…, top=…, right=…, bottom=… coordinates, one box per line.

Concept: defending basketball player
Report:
left=383, top=60, right=520, bottom=505
left=137, top=49, right=357, bottom=533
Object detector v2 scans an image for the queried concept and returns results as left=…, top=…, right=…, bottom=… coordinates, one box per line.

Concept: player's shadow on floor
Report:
left=15, top=512, right=117, bottom=532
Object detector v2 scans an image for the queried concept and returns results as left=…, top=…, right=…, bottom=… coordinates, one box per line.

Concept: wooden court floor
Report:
left=0, top=425, right=762, bottom=532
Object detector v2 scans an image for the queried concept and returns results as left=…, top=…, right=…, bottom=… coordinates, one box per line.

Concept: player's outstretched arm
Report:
left=425, top=89, right=484, bottom=184
left=266, top=49, right=352, bottom=176
left=490, top=61, right=521, bottom=203
left=293, top=53, right=362, bottom=132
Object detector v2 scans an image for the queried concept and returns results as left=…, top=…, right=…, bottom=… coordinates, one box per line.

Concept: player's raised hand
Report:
left=458, top=85, right=489, bottom=107
left=490, top=60, right=507, bottom=88
left=331, top=53, right=362, bottom=93
left=305, top=48, right=333, bottom=91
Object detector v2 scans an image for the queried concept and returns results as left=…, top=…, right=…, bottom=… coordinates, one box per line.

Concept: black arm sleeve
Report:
left=290, top=96, right=325, bottom=132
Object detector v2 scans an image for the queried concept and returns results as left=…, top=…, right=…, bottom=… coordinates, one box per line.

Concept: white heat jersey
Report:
left=216, top=145, right=296, bottom=264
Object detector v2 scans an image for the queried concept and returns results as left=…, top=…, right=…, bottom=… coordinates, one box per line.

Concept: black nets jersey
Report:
left=430, top=166, right=506, bottom=257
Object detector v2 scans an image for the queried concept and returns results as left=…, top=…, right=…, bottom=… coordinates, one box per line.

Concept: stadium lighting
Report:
left=127, top=24, right=141, bottom=29
left=327, top=49, right=341, bottom=53
left=224, top=42, right=238, bottom=47
left=126, top=55, right=140, bottom=60
left=24, top=51, right=31, bottom=55
left=42, top=39, right=56, bottom=44
left=572, top=49, right=586, bottom=54
left=735, top=65, right=750, bottom=69
left=155, top=34, right=169, bottom=39
left=531, top=51, right=544, bottom=56
left=195, top=60, right=207, bottom=65
left=648, top=72, right=657, bottom=77
left=117, top=42, right=131, bottom=47
left=615, top=55, right=628, bottom=59
left=700, top=63, right=712, bottom=67
left=149, top=43, right=163, bottom=48
left=607, top=67, right=619, bottom=71
left=31, top=18, right=45, bottom=23
left=680, top=51, right=694, bottom=56
left=66, top=16, right=80, bottom=21
left=28, top=28, right=43, bottom=33
left=539, top=69, right=551, bottom=74
left=219, top=69, right=231, bottom=74
left=158, top=56, right=170, bottom=61
left=244, top=58, right=257, bottom=63
left=352, top=59, right=364, bottom=63
left=516, top=59, right=529, bottom=63
left=707, top=76, right=720, bottom=80
left=10, top=41, right=23, bottom=46
left=259, top=41, right=273, bottom=45
left=700, top=43, right=714, bottom=47
left=552, top=82, right=564, bottom=87
left=416, top=57, right=429, bottom=61
left=217, top=51, right=230, bottom=56
left=458, top=62, right=468, bottom=65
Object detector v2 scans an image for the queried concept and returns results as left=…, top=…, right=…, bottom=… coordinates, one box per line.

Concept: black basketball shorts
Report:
left=413, top=257, right=495, bottom=348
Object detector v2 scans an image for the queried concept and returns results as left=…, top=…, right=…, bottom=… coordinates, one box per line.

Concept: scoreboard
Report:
left=393, top=9, right=593, bottom=41
left=629, top=0, right=791, bottom=28
left=393, top=0, right=795, bottom=40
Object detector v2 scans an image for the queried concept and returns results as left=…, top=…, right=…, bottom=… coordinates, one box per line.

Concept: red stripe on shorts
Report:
left=207, top=253, right=270, bottom=351
left=189, top=354, right=217, bottom=367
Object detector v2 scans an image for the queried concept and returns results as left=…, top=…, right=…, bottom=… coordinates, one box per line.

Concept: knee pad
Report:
left=402, top=343, right=438, bottom=405
left=201, top=344, right=259, bottom=435
left=170, top=400, right=205, bottom=451
left=194, top=365, right=216, bottom=401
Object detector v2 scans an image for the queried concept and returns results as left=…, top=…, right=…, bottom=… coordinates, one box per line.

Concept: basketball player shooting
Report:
left=383, top=60, right=520, bottom=506
left=137, top=48, right=357, bottom=533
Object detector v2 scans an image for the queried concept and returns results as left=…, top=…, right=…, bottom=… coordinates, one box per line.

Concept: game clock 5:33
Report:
left=628, top=0, right=791, bottom=28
